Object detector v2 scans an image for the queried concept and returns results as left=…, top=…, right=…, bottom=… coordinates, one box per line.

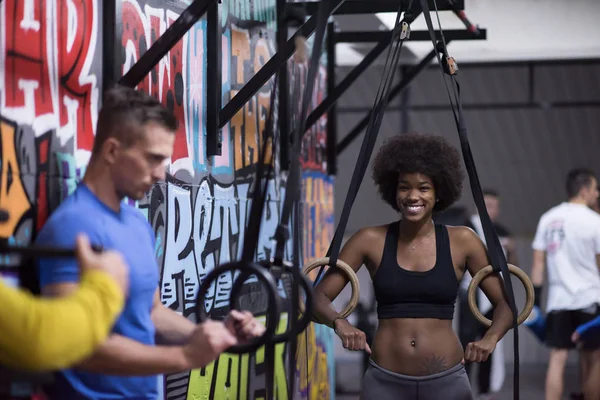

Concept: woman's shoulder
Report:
left=444, top=224, right=482, bottom=246
left=347, top=223, right=391, bottom=246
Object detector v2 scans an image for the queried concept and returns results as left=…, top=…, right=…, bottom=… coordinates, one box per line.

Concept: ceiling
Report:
left=333, top=0, right=600, bottom=66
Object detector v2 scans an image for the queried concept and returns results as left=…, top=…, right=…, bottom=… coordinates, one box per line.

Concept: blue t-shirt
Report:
left=36, top=183, right=159, bottom=400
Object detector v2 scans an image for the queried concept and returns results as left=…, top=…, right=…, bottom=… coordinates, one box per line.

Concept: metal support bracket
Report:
left=335, top=28, right=486, bottom=43
left=326, top=20, right=337, bottom=176
left=277, top=0, right=291, bottom=171
left=102, top=0, right=120, bottom=94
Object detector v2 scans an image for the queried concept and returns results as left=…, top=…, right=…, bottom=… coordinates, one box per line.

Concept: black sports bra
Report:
left=372, top=221, right=459, bottom=320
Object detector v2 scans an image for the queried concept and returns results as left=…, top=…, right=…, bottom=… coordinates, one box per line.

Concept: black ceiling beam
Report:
left=302, top=0, right=463, bottom=15
left=335, top=28, right=486, bottom=43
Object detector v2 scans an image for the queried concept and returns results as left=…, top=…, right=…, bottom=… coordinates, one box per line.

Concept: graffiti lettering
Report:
left=186, top=314, right=290, bottom=400
left=120, top=0, right=188, bottom=163
left=301, top=66, right=328, bottom=172
left=2, top=0, right=54, bottom=128
left=302, top=172, right=334, bottom=266
left=57, top=0, right=98, bottom=151
left=0, top=120, right=31, bottom=238
left=183, top=21, right=206, bottom=173
left=2, top=0, right=98, bottom=152
left=1, top=0, right=336, bottom=397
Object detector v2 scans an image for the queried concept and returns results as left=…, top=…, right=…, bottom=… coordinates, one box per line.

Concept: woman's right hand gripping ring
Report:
left=300, top=257, right=360, bottom=320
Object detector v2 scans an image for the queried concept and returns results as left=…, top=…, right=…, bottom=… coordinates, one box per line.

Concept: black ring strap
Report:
left=312, top=0, right=415, bottom=286
left=417, top=0, right=521, bottom=398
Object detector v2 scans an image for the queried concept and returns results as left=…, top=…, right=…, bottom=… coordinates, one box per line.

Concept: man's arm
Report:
left=529, top=215, right=548, bottom=307
left=531, top=250, right=545, bottom=307
left=151, top=289, right=196, bottom=345
left=531, top=250, right=546, bottom=286
left=42, top=282, right=192, bottom=375
left=75, top=334, right=190, bottom=375
left=0, top=270, right=124, bottom=372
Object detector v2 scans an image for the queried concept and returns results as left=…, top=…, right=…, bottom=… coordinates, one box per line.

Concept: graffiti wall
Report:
left=0, top=0, right=335, bottom=398
left=0, top=0, right=101, bottom=284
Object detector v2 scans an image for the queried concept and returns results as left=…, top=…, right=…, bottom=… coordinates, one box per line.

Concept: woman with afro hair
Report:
left=311, top=132, right=514, bottom=400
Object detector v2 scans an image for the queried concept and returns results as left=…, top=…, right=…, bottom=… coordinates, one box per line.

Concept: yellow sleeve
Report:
left=0, top=270, right=125, bottom=371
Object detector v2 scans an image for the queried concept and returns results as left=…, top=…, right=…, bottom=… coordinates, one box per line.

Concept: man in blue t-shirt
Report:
left=36, top=85, right=265, bottom=400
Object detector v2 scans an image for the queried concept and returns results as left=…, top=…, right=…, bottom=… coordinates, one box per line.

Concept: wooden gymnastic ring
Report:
left=467, top=264, right=535, bottom=328
left=299, top=257, right=360, bottom=320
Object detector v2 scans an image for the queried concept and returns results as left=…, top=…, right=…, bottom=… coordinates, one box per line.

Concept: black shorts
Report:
left=545, top=304, right=600, bottom=350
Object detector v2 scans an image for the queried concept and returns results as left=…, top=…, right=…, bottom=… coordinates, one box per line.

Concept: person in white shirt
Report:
left=458, top=189, right=517, bottom=399
left=531, top=168, right=600, bottom=400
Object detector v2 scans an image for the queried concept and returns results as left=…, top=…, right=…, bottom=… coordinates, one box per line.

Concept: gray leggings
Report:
left=360, top=359, right=473, bottom=400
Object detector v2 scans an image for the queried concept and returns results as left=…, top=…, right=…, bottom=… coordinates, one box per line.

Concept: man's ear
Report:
left=101, top=137, right=121, bottom=165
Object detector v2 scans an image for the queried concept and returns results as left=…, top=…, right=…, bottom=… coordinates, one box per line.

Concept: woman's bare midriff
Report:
left=370, top=318, right=464, bottom=376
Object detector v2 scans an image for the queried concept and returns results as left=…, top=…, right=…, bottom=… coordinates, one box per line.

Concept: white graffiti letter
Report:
left=20, top=0, right=40, bottom=31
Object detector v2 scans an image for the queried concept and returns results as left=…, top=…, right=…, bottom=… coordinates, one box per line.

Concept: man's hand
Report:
left=224, top=310, right=265, bottom=344
left=572, top=330, right=581, bottom=344
left=464, top=337, right=497, bottom=363
left=76, top=234, right=129, bottom=295
left=182, top=321, right=238, bottom=369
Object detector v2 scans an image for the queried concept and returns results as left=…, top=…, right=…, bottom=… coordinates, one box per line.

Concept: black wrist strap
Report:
left=533, top=286, right=542, bottom=308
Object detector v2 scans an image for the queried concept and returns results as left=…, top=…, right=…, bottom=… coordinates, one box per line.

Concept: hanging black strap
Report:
left=265, top=1, right=331, bottom=399
left=417, top=1, right=520, bottom=399
left=312, top=1, right=414, bottom=286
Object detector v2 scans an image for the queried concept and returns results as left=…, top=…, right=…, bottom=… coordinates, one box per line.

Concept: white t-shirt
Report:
left=532, top=202, right=600, bottom=312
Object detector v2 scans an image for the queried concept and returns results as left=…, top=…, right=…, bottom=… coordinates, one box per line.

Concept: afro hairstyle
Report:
left=371, top=132, right=465, bottom=212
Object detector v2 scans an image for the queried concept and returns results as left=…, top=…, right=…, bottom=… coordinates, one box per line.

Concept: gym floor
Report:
left=335, top=363, right=580, bottom=400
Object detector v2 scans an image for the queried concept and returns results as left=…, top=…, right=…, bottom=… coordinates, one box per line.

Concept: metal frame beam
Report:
left=326, top=21, right=338, bottom=175
left=112, top=0, right=491, bottom=165
left=304, top=24, right=487, bottom=134
left=302, top=0, right=464, bottom=14
left=102, top=0, right=120, bottom=94
left=337, top=100, right=600, bottom=113
left=277, top=0, right=291, bottom=171
left=304, top=33, right=390, bottom=140
left=118, top=0, right=217, bottom=88
left=218, top=0, right=347, bottom=129
left=206, top=2, right=222, bottom=156
left=336, top=42, right=450, bottom=155
left=443, top=58, right=600, bottom=68
left=335, top=28, right=486, bottom=43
